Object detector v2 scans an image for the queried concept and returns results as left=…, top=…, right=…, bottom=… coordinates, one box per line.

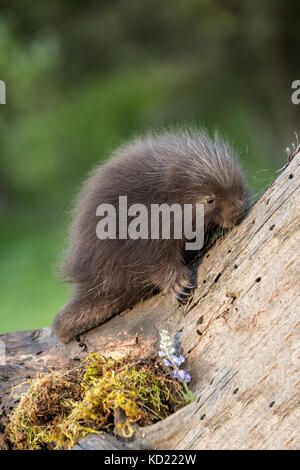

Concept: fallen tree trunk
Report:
left=1, top=150, right=299, bottom=450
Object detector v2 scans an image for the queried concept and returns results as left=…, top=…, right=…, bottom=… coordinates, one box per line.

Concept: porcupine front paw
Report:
left=171, top=279, right=197, bottom=304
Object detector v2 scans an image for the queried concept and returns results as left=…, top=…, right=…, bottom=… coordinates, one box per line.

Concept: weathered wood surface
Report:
left=1, top=151, right=299, bottom=450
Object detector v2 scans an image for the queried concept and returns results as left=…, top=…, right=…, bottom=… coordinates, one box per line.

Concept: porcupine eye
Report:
left=205, top=196, right=214, bottom=204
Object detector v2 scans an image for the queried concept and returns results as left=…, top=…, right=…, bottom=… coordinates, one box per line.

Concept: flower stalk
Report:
left=159, top=330, right=194, bottom=403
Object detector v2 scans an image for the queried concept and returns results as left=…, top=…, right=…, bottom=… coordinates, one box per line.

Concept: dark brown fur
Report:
left=52, top=129, right=249, bottom=343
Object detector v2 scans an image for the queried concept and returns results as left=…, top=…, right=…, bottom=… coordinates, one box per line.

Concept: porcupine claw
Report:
left=175, top=284, right=197, bottom=304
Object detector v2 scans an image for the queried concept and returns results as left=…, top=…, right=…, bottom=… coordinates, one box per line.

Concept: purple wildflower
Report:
left=183, top=373, right=191, bottom=383
left=171, top=355, right=185, bottom=366
left=159, top=329, right=194, bottom=403
left=173, top=369, right=191, bottom=383
left=162, top=358, right=172, bottom=367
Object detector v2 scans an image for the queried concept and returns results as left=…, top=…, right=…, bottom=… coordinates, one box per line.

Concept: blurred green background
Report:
left=0, top=0, right=299, bottom=333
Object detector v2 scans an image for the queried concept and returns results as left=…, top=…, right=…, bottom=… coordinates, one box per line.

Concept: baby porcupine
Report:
left=52, top=129, right=249, bottom=343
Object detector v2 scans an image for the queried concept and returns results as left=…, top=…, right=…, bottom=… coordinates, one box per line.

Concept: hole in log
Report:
left=255, top=277, right=261, bottom=283
left=226, top=292, right=236, bottom=301
left=270, top=224, right=275, bottom=230
left=289, top=173, right=294, bottom=179
left=79, top=342, right=87, bottom=352
left=269, top=401, right=275, bottom=408
left=233, top=388, right=239, bottom=395
left=196, top=329, right=202, bottom=336
left=214, top=273, right=222, bottom=283
left=197, top=315, right=204, bottom=325
left=234, top=264, right=238, bottom=269
left=200, top=414, right=206, bottom=420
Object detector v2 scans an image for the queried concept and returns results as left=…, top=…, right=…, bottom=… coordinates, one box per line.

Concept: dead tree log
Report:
left=1, top=150, right=299, bottom=450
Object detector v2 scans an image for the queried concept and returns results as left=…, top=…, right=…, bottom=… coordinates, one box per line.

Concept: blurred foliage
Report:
left=0, top=0, right=299, bottom=332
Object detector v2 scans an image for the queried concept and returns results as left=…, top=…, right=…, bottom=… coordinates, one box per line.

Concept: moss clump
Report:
left=4, top=352, right=186, bottom=450
left=4, top=369, right=83, bottom=450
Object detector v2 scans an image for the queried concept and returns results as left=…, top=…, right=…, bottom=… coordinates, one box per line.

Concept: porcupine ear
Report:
left=165, top=163, right=191, bottom=198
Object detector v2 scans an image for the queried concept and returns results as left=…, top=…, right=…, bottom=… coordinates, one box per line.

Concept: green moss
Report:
left=4, top=352, right=186, bottom=450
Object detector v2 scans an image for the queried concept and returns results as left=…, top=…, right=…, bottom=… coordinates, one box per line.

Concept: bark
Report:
left=1, top=150, right=299, bottom=450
